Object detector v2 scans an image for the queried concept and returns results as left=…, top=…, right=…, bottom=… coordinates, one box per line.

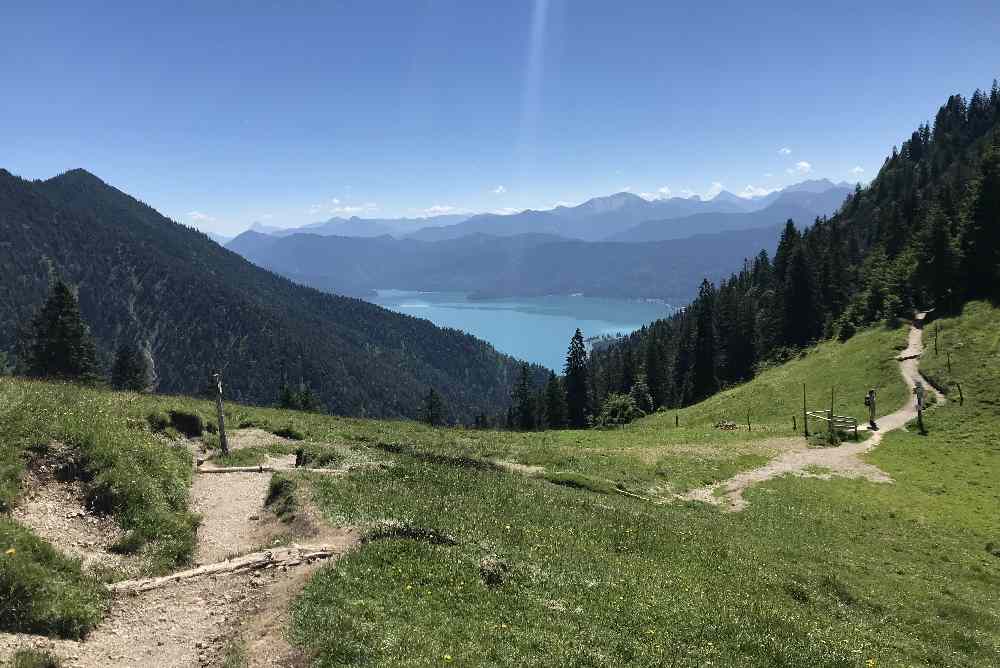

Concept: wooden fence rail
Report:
left=805, top=410, right=859, bottom=438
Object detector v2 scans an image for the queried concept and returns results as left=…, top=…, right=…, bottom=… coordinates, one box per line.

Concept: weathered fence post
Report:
left=746, top=409, right=751, bottom=432
left=793, top=415, right=797, bottom=432
left=947, top=352, right=952, bottom=373
left=829, top=388, right=835, bottom=439
left=802, top=383, right=809, bottom=437
left=213, top=371, right=229, bottom=455
left=956, top=382, right=964, bottom=405
left=934, top=323, right=939, bottom=355
left=675, top=413, right=679, bottom=427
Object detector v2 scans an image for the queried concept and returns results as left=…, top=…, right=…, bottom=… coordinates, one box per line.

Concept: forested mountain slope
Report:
left=227, top=225, right=782, bottom=301
left=590, top=82, right=1000, bottom=410
left=0, top=169, right=545, bottom=420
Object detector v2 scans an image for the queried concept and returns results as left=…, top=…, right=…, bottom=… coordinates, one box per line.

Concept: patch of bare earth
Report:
left=12, top=461, right=143, bottom=579
left=682, top=317, right=944, bottom=512
left=2, top=437, right=359, bottom=667
left=490, top=459, right=545, bottom=476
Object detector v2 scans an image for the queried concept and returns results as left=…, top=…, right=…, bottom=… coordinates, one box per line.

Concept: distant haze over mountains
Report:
left=238, top=179, right=852, bottom=244
left=225, top=178, right=851, bottom=301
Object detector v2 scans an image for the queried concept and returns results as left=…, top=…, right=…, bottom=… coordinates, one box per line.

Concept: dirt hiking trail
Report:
left=682, top=313, right=944, bottom=511
left=1, top=429, right=359, bottom=667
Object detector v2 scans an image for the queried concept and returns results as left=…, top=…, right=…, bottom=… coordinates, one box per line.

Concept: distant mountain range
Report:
left=0, top=168, right=546, bottom=420
left=224, top=178, right=851, bottom=301
left=226, top=224, right=784, bottom=302
left=236, top=178, right=852, bottom=244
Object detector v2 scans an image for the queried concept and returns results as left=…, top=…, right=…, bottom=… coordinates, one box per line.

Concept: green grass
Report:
left=0, top=378, right=197, bottom=636
left=0, top=518, right=107, bottom=639
left=283, top=310, right=997, bottom=666
left=6, top=649, right=62, bottom=668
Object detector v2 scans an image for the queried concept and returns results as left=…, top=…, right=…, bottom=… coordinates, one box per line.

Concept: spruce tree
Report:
left=643, top=336, right=664, bottom=409
left=962, top=139, right=1000, bottom=299
left=22, top=280, right=98, bottom=381
left=512, top=362, right=536, bottom=431
left=689, top=280, right=718, bottom=402
left=111, top=341, right=150, bottom=391
left=564, top=329, right=589, bottom=428
left=543, top=371, right=566, bottom=429
left=421, top=388, right=446, bottom=426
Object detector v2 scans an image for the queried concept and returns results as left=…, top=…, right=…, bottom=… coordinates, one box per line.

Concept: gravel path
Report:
left=3, top=431, right=359, bottom=667
left=682, top=314, right=943, bottom=511
left=191, top=472, right=272, bottom=565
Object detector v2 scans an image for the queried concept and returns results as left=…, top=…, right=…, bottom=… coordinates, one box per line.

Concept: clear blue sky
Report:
left=3, top=1, right=998, bottom=235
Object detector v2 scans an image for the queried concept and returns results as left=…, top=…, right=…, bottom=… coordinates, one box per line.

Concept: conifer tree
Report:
left=564, top=329, right=589, bottom=428
left=628, top=375, right=654, bottom=415
left=689, top=280, right=719, bottom=402
left=111, top=341, right=150, bottom=391
left=542, top=371, right=566, bottom=429
left=512, top=362, right=536, bottom=431
left=421, top=388, right=446, bottom=426
left=21, top=280, right=98, bottom=381
left=962, top=139, right=1000, bottom=299
left=643, top=335, right=664, bottom=409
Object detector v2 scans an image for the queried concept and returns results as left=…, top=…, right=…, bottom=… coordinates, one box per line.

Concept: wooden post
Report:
left=675, top=413, right=679, bottom=427
left=956, top=382, right=964, bottom=406
left=213, top=371, right=229, bottom=455
left=947, top=352, right=952, bottom=373
left=746, top=409, right=751, bottom=432
left=793, top=415, right=797, bottom=432
left=829, top=387, right=835, bottom=440
left=934, top=324, right=939, bottom=355
left=802, top=383, right=809, bottom=437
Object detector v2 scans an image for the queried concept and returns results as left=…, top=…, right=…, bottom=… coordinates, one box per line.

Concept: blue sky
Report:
left=3, top=1, right=999, bottom=235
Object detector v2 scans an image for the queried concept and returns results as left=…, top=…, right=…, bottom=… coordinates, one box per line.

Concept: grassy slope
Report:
left=286, top=310, right=996, bottom=666
left=0, top=380, right=197, bottom=637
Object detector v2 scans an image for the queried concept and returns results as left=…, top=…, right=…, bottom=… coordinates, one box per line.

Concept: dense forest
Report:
left=490, top=82, right=1000, bottom=429
left=580, top=83, right=1000, bottom=417
left=0, top=169, right=547, bottom=421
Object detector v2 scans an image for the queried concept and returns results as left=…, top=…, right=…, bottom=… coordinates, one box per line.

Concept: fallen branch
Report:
left=109, top=544, right=345, bottom=594
left=196, top=465, right=350, bottom=475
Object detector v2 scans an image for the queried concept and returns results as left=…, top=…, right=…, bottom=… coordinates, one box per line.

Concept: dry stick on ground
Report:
left=196, top=465, right=351, bottom=475
left=109, top=545, right=347, bottom=594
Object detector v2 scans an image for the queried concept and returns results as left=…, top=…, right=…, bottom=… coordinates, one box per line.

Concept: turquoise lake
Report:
left=368, top=290, right=676, bottom=371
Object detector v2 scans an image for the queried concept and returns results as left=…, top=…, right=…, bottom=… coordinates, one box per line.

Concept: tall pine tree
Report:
left=20, top=280, right=98, bottom=381
left=564, top=329, right=590, bottom=428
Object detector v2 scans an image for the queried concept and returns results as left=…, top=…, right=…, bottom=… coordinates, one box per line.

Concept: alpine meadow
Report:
left=1, top=3, right=998, bottom=667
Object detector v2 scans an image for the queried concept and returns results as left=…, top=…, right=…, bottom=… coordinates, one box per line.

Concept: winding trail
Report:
left=682, top=313, right=944, bottom=511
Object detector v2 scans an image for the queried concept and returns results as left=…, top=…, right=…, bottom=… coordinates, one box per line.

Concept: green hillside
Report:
left=3, top=305, right=997, bottom=665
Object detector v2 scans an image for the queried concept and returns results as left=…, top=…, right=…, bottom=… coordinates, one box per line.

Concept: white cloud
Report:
left=552, top=200, right=574, bottom=208
left=492, top=207, right=523, bottom=215
left=779, top=147, right=792, bottom=155
left=737, top=184, right=779, bottom=199
left=423, top=204, right=458, bottom=216
left=850, top=165, right=864, bottom=176
left=492, top=185, right=506, bottom=195
left=309, top=198, right=377, bottom=217
left=704, top=181, right=725, bottom=199
left=763, top=172, right=774, bottom=178
left=786, top=161, right=812, bottom=176
left=187, top=211, right=216, bottom=222
left=639, top=185, right=674, bottom=201
left=331, top=202, right=378, bottom=216
left=620, top=185, right=632, bottom=192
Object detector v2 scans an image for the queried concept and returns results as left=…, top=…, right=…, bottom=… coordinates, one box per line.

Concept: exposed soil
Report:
left=2, top=432, right=359, bottom=667
left=11, top=465, right=144, bottom=579
left=682, top=315, right=944, bottom=511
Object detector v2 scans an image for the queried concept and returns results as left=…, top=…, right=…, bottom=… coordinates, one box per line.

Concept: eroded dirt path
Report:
left=1, top=429, right=359, bottom=667
left=682, top=314, right=944, bottom=511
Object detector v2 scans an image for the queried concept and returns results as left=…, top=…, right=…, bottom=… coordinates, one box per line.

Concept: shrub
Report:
left=265, top=473, right=298, bottom=519
left=9, top=649, right=62, bottom=668
left=168, top=410, right=204, bottom=437
left=146, top=410, right=170, bottom=432
left=595, top=393, right=644, bottom=428
left=272, top=423, right=305, bottom=440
